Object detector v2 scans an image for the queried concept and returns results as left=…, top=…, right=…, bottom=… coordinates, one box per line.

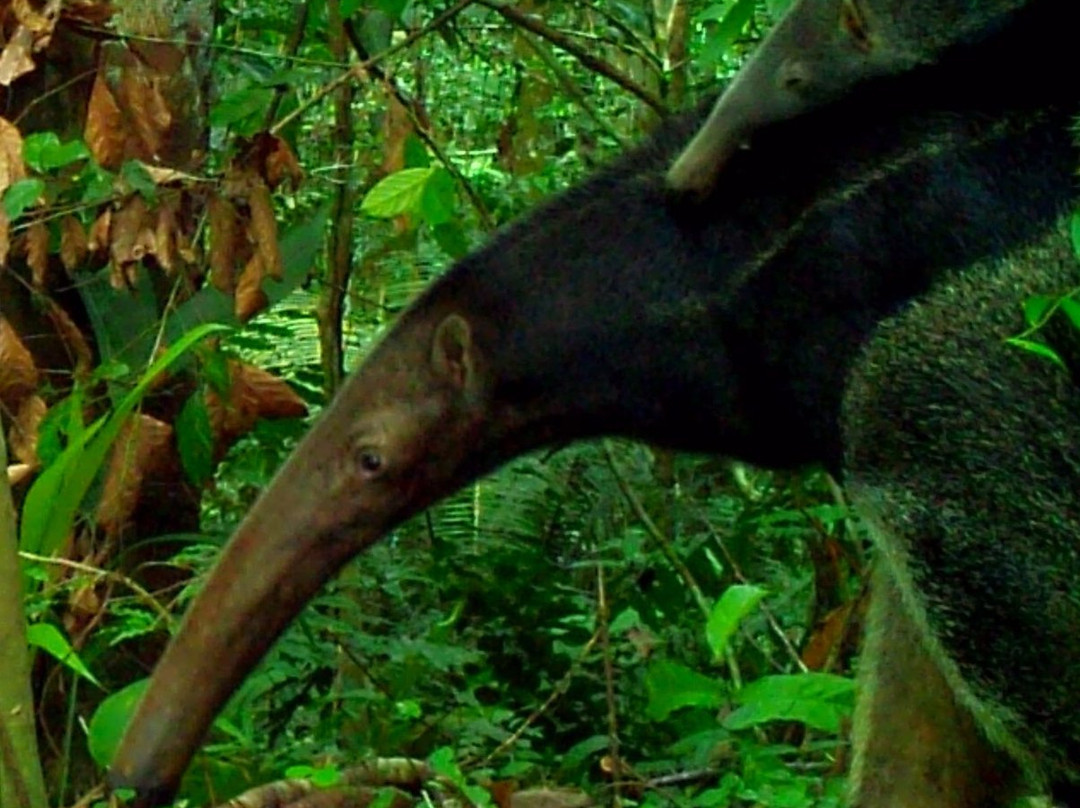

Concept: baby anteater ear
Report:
left=431, top=313, right=475, bottom=392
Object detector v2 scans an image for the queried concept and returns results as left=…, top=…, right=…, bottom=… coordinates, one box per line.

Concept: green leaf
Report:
left=420, top=168, right=456, bottom=226
left=79, top=164, right=116, bottom=205
left=1004, top=337, right=1066, bottom=368
left=1059, top=297, right=1080, bottom=331
left=361, top=167, right=433, bottom=219
left=433, top=222, right=469, bottom=259
left=724, top=673, right=855, bottom=734
left=26, top=623, right=101, bottom=686
left=428, top=745, right=461, bottom=780
left=1022, top=294, right=1055, bottom=327
left=373, top=0, right=408, bottom=19
left=120, top=160, right=157, bottom=202
left=87, top=678, right=149, bottom=767
left=24, top=132, right=90, bottom=171
left=698, top=0, right=756, bottom=63
left=706, top=584, right=767, bottom=662
left=20, top=323, right=231, bottom=560
left=176, top=392, right=215, bottom=486
left=1071, top=209, right=1080, bottom=259
left=403, top=135, right=430, bottom=168
left=310, top=767, right=342, bottom=788
left=3, top=178, right=44, bottom=219
left=644, top=659, right=725, bottom=721
left=210, top=86, right=274, bottom=132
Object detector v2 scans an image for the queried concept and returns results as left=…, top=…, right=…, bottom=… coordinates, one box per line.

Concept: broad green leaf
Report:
left=724, top=673, right=855, bottom=733
left=176, top=392, right=215, bottom=486
left=3, top=178, right=44, bottom=219
left=87, top=678, right=149, bottom=766
left=1005, top=337, right=1066, bottom=368
left=26, top=623, right=101, bottom=686
left=420, top=167, right=456, bottom=226
left=428, top=745, right=460, bottom=779
left=79, top=163, right=115, bottom=205
left=210, top=86, right=274, bottom=132
left=610, top=606, right=643, bottom=634
left=645, top=659, right=725, bottom=721
left=706, top=584, right=767, bottom=661
left=1022, top=294, right=1055, bottom=327
left=24, top=132, right=90, bottom=171
left=121, top=160, right=157, bottom=202
left=361, top=167, right=433, bottom=219
left=404, top=134, right=430, bottom=168
left=1059, top=297, right=1080, bottom=331
left=20, top=323, right=230, bottom=559
left=357, top=10, right=393, bottom=55
left=374, top=0, right=408, bottom=19
left=284, top=764, right=341, bottom=787
left=698, top=0, right=756, bottom=64
left=433, top=222, right=469, bottom=259
left=560, top=735, right=610, bottom=775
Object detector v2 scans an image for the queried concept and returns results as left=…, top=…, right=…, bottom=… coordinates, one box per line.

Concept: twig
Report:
left=601, top=442, right=709, bottom=618
left=696, top=513, right=808, bottom=674
left=271, top=0, right=478, bottom=137
left=596, top=564, right=622, bottom=804
left=17, top=551, right=175, bottom=629
left=480, top=2, right=666, bottom=114
left=478, top=628, right=602, bottom=766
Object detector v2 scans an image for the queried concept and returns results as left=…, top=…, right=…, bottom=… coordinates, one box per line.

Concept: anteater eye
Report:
left=358, top=450, right=383, bottom=475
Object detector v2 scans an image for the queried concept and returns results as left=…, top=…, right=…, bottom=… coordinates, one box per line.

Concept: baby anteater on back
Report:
left=667, top=0, right=1039, bottom=194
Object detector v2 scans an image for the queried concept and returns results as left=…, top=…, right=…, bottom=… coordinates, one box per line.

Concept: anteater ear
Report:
left=431, top=313, right=474, bottom=392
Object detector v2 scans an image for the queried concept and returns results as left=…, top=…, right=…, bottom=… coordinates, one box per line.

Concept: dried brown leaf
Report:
left=235, top=252, right=268, bottom=322
left=0, top=316, right=39, bottom=409
left=247, top=181, right=282, bottom=281
left=43, top=299, right=93, bottom=378
left=26, top=219, right=48, bottom=288
left=118, top=70, right=171, bottom=161
left=85, top=73, right=125, bottom=168
left=206, top=360, right=306, bottom=454
left=109, top=195, right=155, bottom=267
left=0, top=26, right=36, bottom=86
left=6, top=463, right=34, bottom=486
left=96, top=413, right=174, bottom=537
left=9, top=394, right=46, bottom=466
left=60, top=0, right=115, bottom=27
left=0, top=116, right=26, bottom=191
left=88, top=208, right=112, bottom=253
left=208, top=195, right=240, bottom=293
left=264, top=135, right=303, bottom=190
left=154, top=201, right=177, bottom=273
left=141, top=165, right=198, bottom=185
left=13, top=0, right=61, bottom=35
left=60, top=215, right=89, bottom=272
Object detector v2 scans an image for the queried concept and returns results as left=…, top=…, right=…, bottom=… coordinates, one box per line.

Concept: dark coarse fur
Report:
left=415, top=35, right=1077, bottom=477
left=843, top=216, right=1080, bottom=802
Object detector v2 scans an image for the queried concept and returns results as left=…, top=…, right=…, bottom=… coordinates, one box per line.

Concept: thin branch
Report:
left=480, top=2, right=666, bottom=114
left=696, top=513, right=809, bottom=674
left=477, top=628, right=602, bottom=767
left=596, top=564, right=622, bottom=803
left=271, top=0, right=478, bottom=137
left=602, top=442, right=709, bottom=618
left=17, top=551, right=176, bottom=629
